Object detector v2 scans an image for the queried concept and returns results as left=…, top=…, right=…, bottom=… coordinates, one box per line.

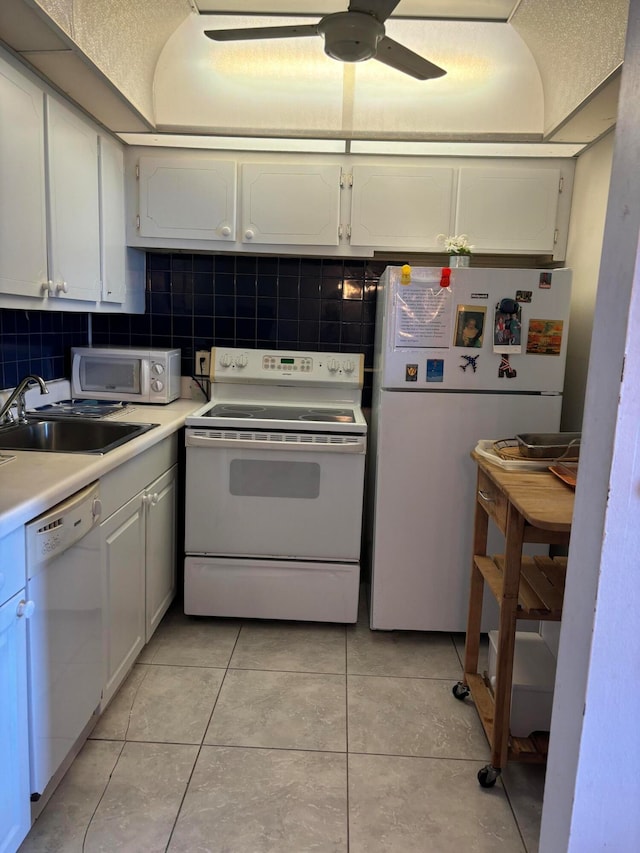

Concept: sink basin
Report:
left=0, top=418, right=158, bottom=454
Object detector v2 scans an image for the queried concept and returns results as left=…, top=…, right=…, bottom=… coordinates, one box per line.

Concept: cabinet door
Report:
left=350, top=165, right=454, bottom=249
left=0, top=590, right=31, bottom=853
left=101, top=493, right=145, bottom=707
left=241, top=163, right=341, bottom=246
left=46, top=96, right=101, bottom=301
left=138, top=156, right=237, bottom=241
left=0, top=55, right=48, bottom=298
left=455, top=166, right=561, bottom=253
left=99, top=135, right=126, bottom=304
left=145, top=465, right=177, bottom=642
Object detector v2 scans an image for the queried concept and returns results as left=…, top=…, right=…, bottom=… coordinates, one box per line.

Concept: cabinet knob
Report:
left=244, top=229, right=255, bottom=240
left=42, top=281, right=54, bottom=295
left=17, top=599, right=35, bottom=619
left=56, top=281, right=68, bottom=294
left=220, top=225, right=232, bottom=237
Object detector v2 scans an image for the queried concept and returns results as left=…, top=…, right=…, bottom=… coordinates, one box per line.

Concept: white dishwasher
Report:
left=26, top=482, right=102, bottom=799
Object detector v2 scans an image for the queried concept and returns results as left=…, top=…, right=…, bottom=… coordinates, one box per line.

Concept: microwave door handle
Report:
left=71, top=353, right=81, bottom=394
left=140, top=359, right=150, bottom=395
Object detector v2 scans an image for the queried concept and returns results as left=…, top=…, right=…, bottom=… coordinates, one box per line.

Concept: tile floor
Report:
left=19, top=594, right=546, bottom=853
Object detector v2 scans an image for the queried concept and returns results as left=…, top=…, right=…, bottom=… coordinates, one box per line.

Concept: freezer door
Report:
left=368, top=390, right=562, bottom=632
left=378, top=267, right=572, bottom=393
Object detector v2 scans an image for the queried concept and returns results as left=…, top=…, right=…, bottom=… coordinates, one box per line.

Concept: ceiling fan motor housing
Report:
left=318, top=11, right=385, bottom=63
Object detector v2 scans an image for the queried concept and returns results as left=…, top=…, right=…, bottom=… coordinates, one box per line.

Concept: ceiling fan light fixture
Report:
left=318, top=11, right=384, bottom=63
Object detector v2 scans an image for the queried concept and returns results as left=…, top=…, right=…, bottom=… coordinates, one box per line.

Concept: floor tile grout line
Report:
left=163, top=620, right=244, bottom=852
left=79, top=739, right=127, bottom=853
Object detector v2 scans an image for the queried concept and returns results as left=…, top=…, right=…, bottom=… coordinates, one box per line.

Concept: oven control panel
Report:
left=211, top=347, right=363, bottom=387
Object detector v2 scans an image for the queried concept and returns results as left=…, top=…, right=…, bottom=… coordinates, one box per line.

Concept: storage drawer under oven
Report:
left=185, top=428, right=366, bottom=561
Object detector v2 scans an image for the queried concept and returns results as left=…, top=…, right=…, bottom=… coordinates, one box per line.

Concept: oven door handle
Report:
left=185, top=432, right=366, bottom=453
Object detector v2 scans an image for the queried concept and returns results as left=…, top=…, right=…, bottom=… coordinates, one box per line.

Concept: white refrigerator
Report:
left=367, top=265, right=572, bottom=632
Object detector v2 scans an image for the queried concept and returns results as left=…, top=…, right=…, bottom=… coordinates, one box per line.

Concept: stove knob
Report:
left=328, top=358, right=339, bottom=373
left=220, top=353, right=232, bottom=368
left=152, top=362, right=165, bottom=375
left=343, top=359, right=355, bottom=374
left=151, top=379, right=164, bottom=392
left=235, top=354, right=248, bottom=368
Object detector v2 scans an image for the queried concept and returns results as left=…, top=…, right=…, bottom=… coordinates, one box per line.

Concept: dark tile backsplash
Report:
left=1, top=253, right=386, bottom=405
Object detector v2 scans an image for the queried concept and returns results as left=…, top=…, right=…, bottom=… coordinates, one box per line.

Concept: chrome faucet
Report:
left=0, top=375, right=49, bottom=427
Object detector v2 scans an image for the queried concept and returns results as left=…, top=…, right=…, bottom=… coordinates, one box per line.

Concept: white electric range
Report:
left=183, top=346, right=367, bottom=623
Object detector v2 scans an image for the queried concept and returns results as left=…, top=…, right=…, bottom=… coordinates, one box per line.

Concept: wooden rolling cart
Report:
left=453, top=451, right=574, bottom=787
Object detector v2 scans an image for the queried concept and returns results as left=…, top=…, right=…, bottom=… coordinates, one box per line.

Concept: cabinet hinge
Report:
left=136, top=164, right=140, bottom=179
left=136, top=214, right=140, bottom=230
left=553, top=228, right=559, bottom=244
left=558, top=175, right=564, bottom=193
left=340, top=171, right=353, bottom=188
left=346, top=224, right=352, bottom=239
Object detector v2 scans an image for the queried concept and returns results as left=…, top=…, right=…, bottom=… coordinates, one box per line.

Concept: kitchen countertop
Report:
left=0, top=397, right=203, bottom=539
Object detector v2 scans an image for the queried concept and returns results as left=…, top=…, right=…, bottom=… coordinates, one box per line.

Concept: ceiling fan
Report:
left=204, top=0, right=447, bottom=80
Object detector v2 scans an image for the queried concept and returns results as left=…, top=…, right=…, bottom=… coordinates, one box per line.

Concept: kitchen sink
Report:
left=0, top=417, right=158, bottom=454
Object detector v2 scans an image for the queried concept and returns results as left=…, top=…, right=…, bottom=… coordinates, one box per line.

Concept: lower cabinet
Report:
left=101, top=491, right=146, bottom=707
left=99, top=437, right=178, bottom=707
left=0, top=589, right=31, bottom=853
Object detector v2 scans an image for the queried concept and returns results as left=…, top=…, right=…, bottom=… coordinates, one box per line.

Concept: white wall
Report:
left=561, top=132, right=615, bottom=432
left=540, top=0, right=640, bottom=849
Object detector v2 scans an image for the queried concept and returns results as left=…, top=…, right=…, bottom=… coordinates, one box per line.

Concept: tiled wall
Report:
left=0, top=309, right=87, bottom=390
left=1, top=253, right=386, bottom=404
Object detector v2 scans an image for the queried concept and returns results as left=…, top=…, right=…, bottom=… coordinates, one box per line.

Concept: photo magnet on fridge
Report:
left=405, top=363, right=418, bottom=381
left=426, top=359, right=444, bottom=382
left=539, top=273, right=552, bottom=289
left=526, top=319, right=564, bottom=355
left=454, top=305, right=486, bottom=348
left=493, top=298, right=522, bottom=354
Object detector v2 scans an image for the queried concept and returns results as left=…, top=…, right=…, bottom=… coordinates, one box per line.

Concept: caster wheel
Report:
left=477, top=765, right=500, bottom=788
left=452, top=682, right=470, bottom=701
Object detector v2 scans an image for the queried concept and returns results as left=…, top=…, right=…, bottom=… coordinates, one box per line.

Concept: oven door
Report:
left=185, top=428, right=366, bottom=561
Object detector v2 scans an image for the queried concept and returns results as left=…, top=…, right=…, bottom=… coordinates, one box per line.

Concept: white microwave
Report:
left=71, top=347, right=181, bottom=404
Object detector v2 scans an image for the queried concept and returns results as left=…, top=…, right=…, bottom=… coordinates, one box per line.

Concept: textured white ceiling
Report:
left=7, top=0, right=629, bottom=144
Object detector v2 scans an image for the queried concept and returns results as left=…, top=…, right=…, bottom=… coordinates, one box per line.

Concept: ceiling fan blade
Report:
left=348, top=0, right=401, bottom=24
left=205, top=24, right=319, bottom=42
left=374, top=36, right=446, bottom=80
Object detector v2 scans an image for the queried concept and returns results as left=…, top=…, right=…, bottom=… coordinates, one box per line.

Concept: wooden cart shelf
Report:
left=456, top=452, right=574, bottom=788
left=474, top=554, right=567, bottom=620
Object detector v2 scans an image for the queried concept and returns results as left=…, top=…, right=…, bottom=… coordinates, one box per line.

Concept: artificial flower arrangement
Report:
left=438, top=234, right=474, bottom=256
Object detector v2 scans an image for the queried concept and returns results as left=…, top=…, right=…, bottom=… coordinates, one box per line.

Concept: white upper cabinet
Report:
left=99, top=135, right=126, bottom=304
left=455, top=166, right=562, bottom=254
left=0, top=54, right=48, bottom=298
left=349, top=165, right=454, bottom=249
left=45, top=97, right=101, bottom=301
left=137, top=156, right=237, bottom=241
left=240, top=163, right=342, bottom=246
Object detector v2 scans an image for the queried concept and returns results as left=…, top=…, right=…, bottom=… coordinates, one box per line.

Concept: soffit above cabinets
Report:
left=0, top=0, right=628, bottom=150
left=193, top=1, right=520, bottom=21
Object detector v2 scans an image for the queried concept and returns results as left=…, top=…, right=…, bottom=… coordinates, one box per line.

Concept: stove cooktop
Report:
left=204, top=403, right=356, bottom=424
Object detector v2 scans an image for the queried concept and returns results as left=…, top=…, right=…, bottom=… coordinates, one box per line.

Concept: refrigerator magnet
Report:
left=426, top=359, right=444, bottom=382
left=526, top=319, right=564, bottom=355
left=405, top=363, right=419, bottom=381
left=454, top=305, right=486, bottom=348
left=493, top=298, right=522, bottom=354
left=460, top=354, right=479, bottom=373
left=539, top=273, right=552, bottom=289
